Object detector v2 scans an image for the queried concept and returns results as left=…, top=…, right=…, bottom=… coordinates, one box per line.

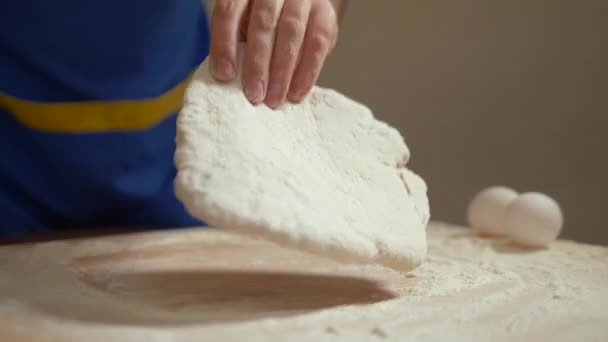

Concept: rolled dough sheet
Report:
left=174, top=55, right=430, bottom=271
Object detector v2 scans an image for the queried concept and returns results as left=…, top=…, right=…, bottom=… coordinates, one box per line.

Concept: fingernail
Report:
left=213, top=58, right=234, bottom=81
left=288, top=87, right=305, bottom=102
left=245, top=80, right=265, bottom=104
left=266, top=86, right=284, bottom=108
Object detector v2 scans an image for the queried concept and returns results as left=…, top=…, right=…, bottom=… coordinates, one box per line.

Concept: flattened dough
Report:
left=174, top=57, right=430, bottom=271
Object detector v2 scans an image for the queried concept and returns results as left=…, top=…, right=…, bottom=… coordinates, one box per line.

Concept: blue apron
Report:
left=0, top=0, right=210, bottom=236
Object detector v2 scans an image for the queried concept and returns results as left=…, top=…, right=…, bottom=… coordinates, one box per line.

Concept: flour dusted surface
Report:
left=174, top=58, right=430, bottom=271
left=1, top=222, right=607, bottom=341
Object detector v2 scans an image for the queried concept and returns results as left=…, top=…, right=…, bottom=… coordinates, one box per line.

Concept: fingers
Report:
left=238, top=2, right=253, bottom=40
left=263, top=0, right=310, bottom=108
left=242, top=0, right=284, bottom=104
left=287, top=3, right=338, bottom=103
left=211, top=0, right=338, bottom=107
left=210, top=0, right=250, bottom=82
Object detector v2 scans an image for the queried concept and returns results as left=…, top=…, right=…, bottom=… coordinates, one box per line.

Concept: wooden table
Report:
left=1, top=222, right=607, bottom=341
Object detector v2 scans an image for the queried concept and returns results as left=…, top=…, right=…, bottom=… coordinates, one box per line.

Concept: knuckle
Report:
left=214, top=0, right=235, bottom=17
left=279, top=15, right=305, bottom=38
left=252, top=6, right=277, bottom=32
left=309, top=27, right=334, bottom=51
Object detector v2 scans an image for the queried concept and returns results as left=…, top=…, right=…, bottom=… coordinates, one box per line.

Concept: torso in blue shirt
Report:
left=0, top=0, right=210, bottom=237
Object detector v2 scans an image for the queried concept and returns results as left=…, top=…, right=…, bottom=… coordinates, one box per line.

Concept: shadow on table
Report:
left=489, top=240, right=546, bottom=254
left=20, top=269, right=397, bottom=326
left=441, top=229, right=545, bottom=255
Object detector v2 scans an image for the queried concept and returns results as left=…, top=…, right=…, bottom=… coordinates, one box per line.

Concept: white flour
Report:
left=1, top=222, right=607, bottom=341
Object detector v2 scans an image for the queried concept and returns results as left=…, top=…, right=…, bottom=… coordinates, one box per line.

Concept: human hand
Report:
left=209, top=0, right=340, bottom=108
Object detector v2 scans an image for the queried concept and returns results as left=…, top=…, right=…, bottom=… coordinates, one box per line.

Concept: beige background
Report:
left=319, top=1, right=607, bottom=244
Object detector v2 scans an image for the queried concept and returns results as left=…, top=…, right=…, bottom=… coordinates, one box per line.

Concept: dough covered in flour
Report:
left=174, top=57, right=430, bottom=271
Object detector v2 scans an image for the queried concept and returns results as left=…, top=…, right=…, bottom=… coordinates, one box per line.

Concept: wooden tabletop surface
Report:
left=1, top=222, right=607, bottom=341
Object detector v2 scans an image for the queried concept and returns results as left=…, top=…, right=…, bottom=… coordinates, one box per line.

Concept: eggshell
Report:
left=467, top=186, right=518, bottom=236
left=504, top=192, right=563, bottom=247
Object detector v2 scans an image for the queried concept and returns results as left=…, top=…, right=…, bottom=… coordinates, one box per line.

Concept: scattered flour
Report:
left=1, top=222, right=607, bottom=341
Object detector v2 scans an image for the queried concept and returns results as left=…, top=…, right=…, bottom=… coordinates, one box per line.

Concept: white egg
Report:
left=503, top=192, right=563, bottom=247
left=467, top=186, right=518, bottom=236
